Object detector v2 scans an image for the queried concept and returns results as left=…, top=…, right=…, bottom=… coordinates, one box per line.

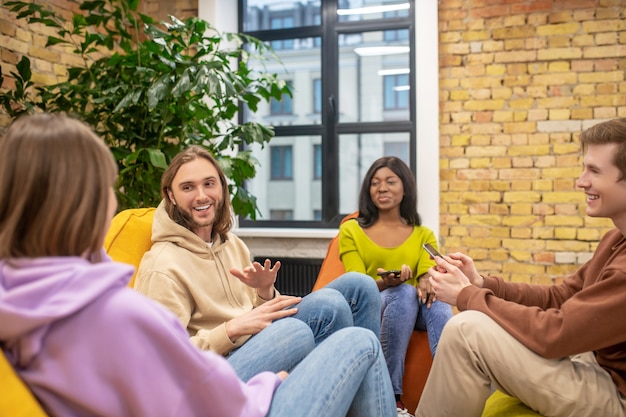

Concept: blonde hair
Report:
left=0, top=113, right=118, bottom=261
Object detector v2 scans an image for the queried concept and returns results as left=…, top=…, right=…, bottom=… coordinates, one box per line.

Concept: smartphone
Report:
left=423, top=243, right=442, bottom=259
left=377, top=269, right=402, bottom=277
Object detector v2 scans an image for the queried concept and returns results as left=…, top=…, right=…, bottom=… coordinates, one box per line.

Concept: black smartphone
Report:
left=423, top=243, right=442, bottom=259
left=377, top=269, right=402, bottom=277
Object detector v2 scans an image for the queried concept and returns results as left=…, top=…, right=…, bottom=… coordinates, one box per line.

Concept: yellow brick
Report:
left=548, top=61, right=570, bottom=72
left=584, top=45, right=626, bottom=59
left=548, top=36, right=571, bottom=48
left=504, top=39, right=525, bottom=50
left=451, top=111, right=472, bottom=123
left=495, top=50, right=537, bottom=63
left=461, top=237, right=503, bottom=249
left=493, top=111, right=513, bottom=122
left=553, top=143, right=580, bottom=154
left=571, top=108, right=593, bottom=119
left=449, top=158, right=470, bottom=169
left=499, top=168, right=540, bottom=179
left=572, top=34, right=595, bottom=47
left=451, top=134, right=471, bottom=146
left=582, top=19, right=623, bottom=33
left=509, top=98, right=534, bottom=109
left=503, top=191, right=541, bottom=203
left=507, top=144, right=551, bottom=156
left=527, top=62, right=548, bottom=74
left=493, top=88, right=513, bottom=100
left=462, top=30, right=490, bottom=42
left=533, top=71, right=578, bottom=86
left=503, top=237, right=545, bottom=250
left=465, top=146, right=507, bottom=157
left=458, top=215, right=503, bottom=226
left=469, top=158, right=491, bottom=168
left=555, top=228, right=577, bottom=239
left=595, top=107, right=617, bottom=119
left=536, top=22, right=580, bottom=36
left=549, top=109, right=571, bottom=120
left=493, top=26, right=536, bottom=39
left=542, top=191, right=585, bottom=203
left=486, top=64, right=506, bottom=75
left=545, top=215, right=584, bottom=227
left=537, top=47, right=582, bottom=60
left=450, top=90, right=470, bottom=100
left=501, top=216, right=543, bottom=227
left=441, top=31, right=462, bottom=43
left=532, top=179, right=554, bottom=191
left=596, top=32, right=617, bottom=45
left=579, top=70, right=624, bottom=83
left=511, top=203, right=533, bottom=215
left=577, top=228, right=601, bottom=241
left=511, top=179, right=533, bottom=191
left=546, top=240, right=590, bottom=252
left=581, top=95, right=626, bottom=107
left=536, top=97, right=579, bottom=108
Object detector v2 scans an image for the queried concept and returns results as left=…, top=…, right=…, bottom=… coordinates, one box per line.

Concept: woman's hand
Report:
left=417, top=275, right=437, bottom=308
left=376, top=264, right=411, bottom=289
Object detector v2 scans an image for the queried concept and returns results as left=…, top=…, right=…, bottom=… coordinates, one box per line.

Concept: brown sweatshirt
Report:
left=457, top=228, right=626, bottom=396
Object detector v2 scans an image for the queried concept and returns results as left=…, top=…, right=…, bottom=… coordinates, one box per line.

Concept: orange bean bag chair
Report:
left=312, top=211, right=431, bottom=412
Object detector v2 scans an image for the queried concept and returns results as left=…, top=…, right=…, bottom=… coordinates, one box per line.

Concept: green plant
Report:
left=0, top=0, right=290, bottom=218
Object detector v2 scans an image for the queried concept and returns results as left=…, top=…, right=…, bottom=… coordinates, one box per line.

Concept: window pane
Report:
left=339, top=30, right=410, bottom=123
left=338, top=1, right=410, bottom=22
left=338, top=132, right=410, bottom=214
left=243, top=38, right=321, bottom=126
left=242, top=0, right=321, bottom=31
left=246, top=136, right=323, bottom=221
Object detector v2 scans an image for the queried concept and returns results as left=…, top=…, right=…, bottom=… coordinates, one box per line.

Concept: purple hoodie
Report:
left=0, top=254, right=281, bottom=417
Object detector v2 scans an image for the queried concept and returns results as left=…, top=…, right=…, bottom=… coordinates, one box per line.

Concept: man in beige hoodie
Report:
left=135, top=145, right=382, bottom=381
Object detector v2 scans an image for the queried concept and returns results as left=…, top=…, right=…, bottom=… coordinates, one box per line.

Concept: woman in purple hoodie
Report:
left=0, top=113, right=396, bottom=417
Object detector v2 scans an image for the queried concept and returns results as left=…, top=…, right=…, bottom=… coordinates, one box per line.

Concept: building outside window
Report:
left=237, top=0, right=438, bottom=233
left=270, top=145, right=293, bottom=180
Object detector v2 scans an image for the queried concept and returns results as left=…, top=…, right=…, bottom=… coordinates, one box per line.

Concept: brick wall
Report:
left=1, top=0, right=624, bottom=284
left=0, top=0, right=196, bottom=128
left=438, top=0, right=624, bottom=284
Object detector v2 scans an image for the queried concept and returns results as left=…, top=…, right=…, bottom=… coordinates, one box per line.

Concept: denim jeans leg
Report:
left=325, top=272, right=382, bottom=337
left=291, top=285, right=354, bottom=345
left=380, top=284, right=418, bottom=394
left=267, top=327, right=396, bottom=417
left=414, top=299, right=453, bottom=356
left=227, top=317, right=315, bottom=381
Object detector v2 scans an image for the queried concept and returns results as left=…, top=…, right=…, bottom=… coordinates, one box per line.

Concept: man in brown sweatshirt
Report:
left=417, top=118, right=626, bottom=417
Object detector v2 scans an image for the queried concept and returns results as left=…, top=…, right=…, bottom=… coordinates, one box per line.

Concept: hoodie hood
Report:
left=151, top=201, right=227, bottom=257
left=0, top=253, right=133, bottom=366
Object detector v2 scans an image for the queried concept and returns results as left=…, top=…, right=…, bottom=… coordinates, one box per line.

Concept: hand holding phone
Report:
left=423, top=243, right=442, bottom=259
left=423, top=243, right=447, bottom=272
left=377, top=269, right=402, bottom=277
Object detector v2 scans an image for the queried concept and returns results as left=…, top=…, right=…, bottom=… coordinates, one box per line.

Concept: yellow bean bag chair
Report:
left=482, top=390, right=543, bottom=416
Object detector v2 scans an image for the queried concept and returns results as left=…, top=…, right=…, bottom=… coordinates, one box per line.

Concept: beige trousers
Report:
left=415, top=311, right=626, bottom=417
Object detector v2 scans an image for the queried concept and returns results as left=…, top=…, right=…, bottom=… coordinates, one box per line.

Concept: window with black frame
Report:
left=239, top=0, right=415, bottom=227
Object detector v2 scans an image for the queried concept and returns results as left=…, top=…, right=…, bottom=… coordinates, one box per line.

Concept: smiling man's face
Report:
left=167, top=158, right=224, bottom=242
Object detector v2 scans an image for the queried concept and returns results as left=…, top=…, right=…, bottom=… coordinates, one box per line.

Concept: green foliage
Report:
left=0, top=0, right=290, bottom=218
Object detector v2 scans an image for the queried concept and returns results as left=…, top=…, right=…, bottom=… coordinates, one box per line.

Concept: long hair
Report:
left=160, top=145, right=232, bottom=239
left=580, top=118, right=626, bottom=181
left=357, top=156, right=421, bottom=228
left=0, top=113, right=118, bottom=261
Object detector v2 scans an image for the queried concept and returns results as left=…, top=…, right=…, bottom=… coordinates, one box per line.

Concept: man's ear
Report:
left=167, top=189, right=176, bottom=205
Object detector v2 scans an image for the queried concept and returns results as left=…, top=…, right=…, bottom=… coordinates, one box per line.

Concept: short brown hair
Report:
left=580, top=118, right=626, bottom=181
left=0, top=113, right=118, bottom=261
left=160, top=145, right=232, bottom=238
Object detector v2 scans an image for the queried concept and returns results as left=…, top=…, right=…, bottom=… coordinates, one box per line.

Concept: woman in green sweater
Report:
left=338, top=156, right=453, bottom=417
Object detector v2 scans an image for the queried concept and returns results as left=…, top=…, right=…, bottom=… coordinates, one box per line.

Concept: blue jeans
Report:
left=268, top=327, right=396, bottom=417
left=228, top=272, right=381, bottom=381
left=380, top=283, right=453, bottom=394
